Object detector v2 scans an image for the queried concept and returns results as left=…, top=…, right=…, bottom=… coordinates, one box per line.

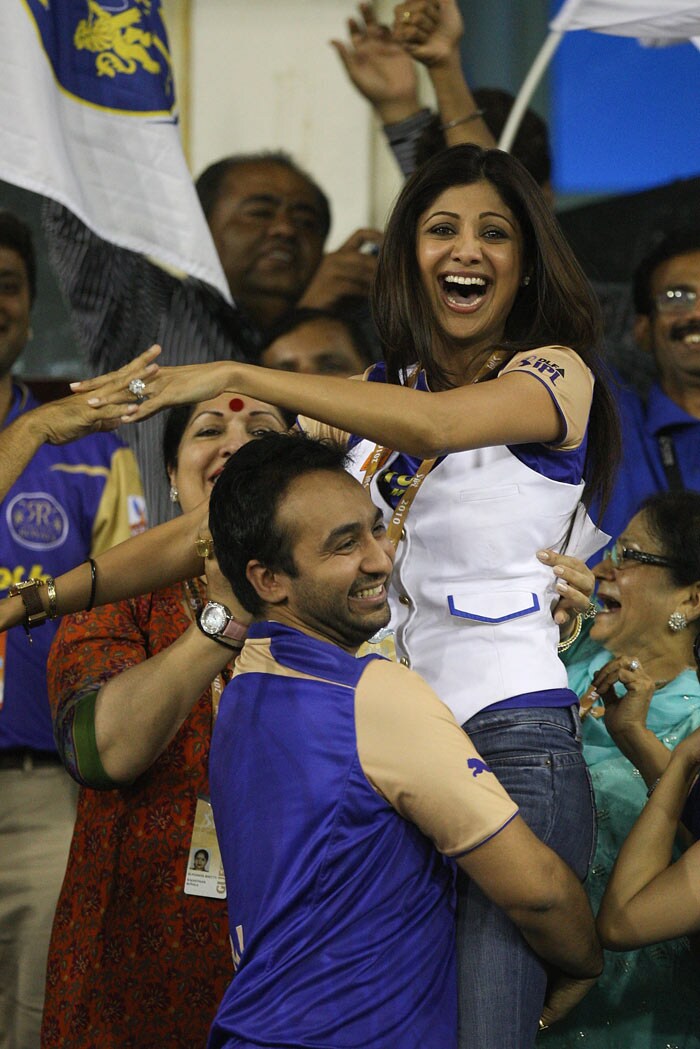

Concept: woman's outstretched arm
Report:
left=0, top=506, right=205, bottom=633
left=77, top=350, right=564, bottom=458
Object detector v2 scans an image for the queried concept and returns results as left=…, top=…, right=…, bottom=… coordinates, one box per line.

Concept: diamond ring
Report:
left=582, top=601, right=597, bottom=620
left=629, top=658, right=640, bottom=671
left=128, top=378, right=148, bottom=403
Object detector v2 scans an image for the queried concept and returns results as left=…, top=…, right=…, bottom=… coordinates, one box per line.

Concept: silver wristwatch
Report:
left=197, top=601, right=248, bottom=646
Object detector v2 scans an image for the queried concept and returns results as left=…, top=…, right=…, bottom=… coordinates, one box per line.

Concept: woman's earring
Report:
left=169, top=484, right=179, bottom=504
left=521, top=276, right=531, bottom=287
left=668, top=611, right=688, bottom=632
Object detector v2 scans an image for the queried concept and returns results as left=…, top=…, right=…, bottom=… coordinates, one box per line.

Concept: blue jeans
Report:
left=456, top=705, right=595, bottom=1049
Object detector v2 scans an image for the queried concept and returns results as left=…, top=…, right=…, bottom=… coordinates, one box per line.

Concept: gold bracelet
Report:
left=7, top=578, right=48, bottom=638
left=46, top=576, right=58, bottom=619
left=557, top=612, right=583, bottom=653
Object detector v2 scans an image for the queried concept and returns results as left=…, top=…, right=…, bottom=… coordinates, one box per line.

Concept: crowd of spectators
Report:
left=1, top=2, right=699, bottom=1049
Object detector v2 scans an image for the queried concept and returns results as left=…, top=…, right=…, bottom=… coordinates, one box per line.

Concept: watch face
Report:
left=201, top=603, right=228, bottom=636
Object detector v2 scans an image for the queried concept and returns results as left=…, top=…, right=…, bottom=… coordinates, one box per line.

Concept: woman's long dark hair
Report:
left=371, top=144, right=620, bottom=515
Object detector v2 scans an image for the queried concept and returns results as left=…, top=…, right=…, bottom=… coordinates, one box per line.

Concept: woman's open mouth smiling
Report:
left=596, top=593, right=621, bottom=614
left=439, top=273, right=490, bottom=312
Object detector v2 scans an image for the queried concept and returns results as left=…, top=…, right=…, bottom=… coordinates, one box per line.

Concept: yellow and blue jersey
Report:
left=208, top=620, right=518, bottom=1049
left=0, top=383, right=146, bottom=751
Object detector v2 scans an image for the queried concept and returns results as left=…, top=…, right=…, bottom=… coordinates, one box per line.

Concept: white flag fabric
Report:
left=550, top=0, right=700, bottom=42
left=0, top=0, right=231, bottom=301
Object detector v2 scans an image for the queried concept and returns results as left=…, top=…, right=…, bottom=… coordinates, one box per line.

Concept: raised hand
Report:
left=592, top=654, right=656, bottom=742
left=298, top=227, right=384, bottom=310
left=71, top=347, right=239, bottom=424
left=393, top=0, right=463, bottom=68
left=331, top=3, right=419, bottom=123
left=30, top=388, right=128, bottom=444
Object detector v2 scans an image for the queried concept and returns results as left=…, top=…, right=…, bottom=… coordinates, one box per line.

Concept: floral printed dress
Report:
left=41, top=583, right=233, bottom=1049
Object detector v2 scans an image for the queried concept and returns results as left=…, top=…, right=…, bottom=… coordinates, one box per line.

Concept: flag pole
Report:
left=498, top=30, right=565, bottom=153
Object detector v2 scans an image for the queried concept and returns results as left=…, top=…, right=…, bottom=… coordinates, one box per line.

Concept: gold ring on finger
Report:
left=402, top=9, right=412, bottom=21
left=195, top=536, right=214, bottom=559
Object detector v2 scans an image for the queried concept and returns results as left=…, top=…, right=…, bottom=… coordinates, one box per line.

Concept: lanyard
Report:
left=360, top=350, right=511, bottom=546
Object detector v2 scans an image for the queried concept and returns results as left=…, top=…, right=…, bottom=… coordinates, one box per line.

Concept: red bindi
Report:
left=229, top=397, right=245, bottom=412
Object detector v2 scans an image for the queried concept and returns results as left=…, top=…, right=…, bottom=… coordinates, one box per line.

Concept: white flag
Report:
left=0, top=0, right=231, bottom=300
left=550, top=0, right=700, bottom=42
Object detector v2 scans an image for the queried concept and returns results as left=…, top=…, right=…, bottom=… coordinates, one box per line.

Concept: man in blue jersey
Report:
left=599, top=229, right=700, bottom=542
left=0, top=210, right=146, bottom=1048
left=203, top=432, right=602, bottom=1049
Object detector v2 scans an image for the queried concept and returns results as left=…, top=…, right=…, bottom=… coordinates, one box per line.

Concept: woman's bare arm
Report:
left=79, top=355, right=563, bottom=459
left=597, top=730, right=700, bottom=949
left=0, top=507, right=204, bottom=633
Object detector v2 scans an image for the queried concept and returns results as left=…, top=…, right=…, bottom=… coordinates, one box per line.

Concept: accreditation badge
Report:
left=357, top=626, right=397, bottom=662
left=184, top=795, right=227, bottom=899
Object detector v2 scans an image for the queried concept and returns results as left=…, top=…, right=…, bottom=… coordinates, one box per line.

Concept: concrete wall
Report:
left=162, top=0, right=414, bottom=248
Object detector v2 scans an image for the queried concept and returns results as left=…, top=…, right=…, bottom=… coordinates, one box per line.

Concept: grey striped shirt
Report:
left=43, top=201, right=260, bottom=524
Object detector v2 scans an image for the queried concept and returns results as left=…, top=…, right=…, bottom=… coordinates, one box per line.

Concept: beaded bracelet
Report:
left=46, top=576, right=58, bottom=619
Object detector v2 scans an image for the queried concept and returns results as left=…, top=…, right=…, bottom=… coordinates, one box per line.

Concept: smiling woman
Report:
left=68, top=143, right=623, bottom=1047
left=551, top=490, right=700, bottom=1048
left=39, top=392, right=286, bottom=1049
left=162, top=392, right=288, bottom=510
left=414, top=181, right=523, bottom=369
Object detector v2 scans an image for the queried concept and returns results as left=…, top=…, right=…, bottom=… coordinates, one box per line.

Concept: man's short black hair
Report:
left=209, top=432, right=348, bottom=616
left=0, top=209, right=37, bottom=305
left=262, top=306, right=374, bottom=367
left=195, top=151, right=331, bottom=239
left=633, top=228, right=700, bottom=315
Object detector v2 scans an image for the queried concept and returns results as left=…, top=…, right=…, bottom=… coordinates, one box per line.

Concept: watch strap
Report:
left=8, top=578, right=48, bottom=637
left=219, top=615, right=248, bottom=644
left=196, top=604, right=247, bottom=649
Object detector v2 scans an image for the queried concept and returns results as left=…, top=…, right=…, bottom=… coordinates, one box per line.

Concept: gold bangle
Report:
left=558, top=612, right=583, bottom=653
left=46, top=577, right=58, bottom=619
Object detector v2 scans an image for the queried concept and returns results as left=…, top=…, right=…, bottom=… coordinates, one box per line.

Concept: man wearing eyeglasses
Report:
left=599, top=229, right=700, bottom=542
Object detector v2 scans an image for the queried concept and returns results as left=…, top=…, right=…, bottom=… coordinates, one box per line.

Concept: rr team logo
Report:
left=6, top=492, right=69, bottom=550
left=24, top=0, right=175, bottom=117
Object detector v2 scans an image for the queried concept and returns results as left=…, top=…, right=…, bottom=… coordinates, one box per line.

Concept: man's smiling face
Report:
left=207, top=161, right=328, bottom=319
left=636, top=250, right=700, bottom=399
left=266, top=470, right=395, bottom=653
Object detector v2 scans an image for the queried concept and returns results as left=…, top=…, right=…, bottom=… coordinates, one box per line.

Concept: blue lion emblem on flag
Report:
left=26, top=0, right=175, bottom=117
left=467, top=757, right=492, bottom=778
